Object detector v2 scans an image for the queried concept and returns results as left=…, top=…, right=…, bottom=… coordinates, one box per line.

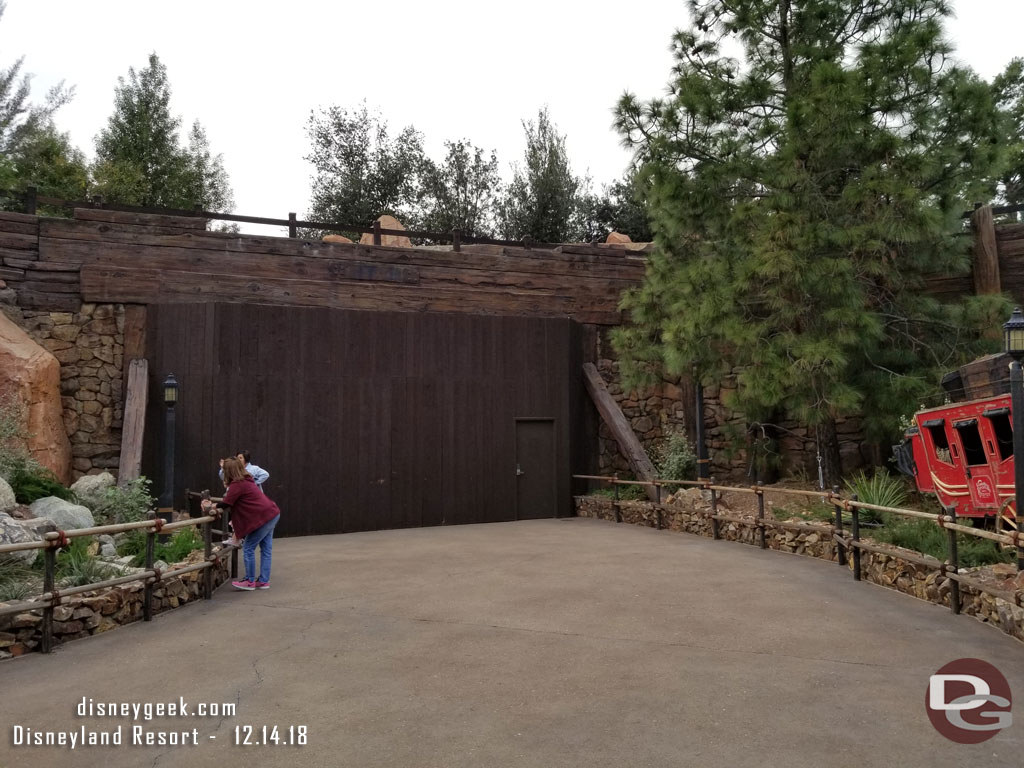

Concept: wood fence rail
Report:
left=0, top=499, right=236, bottom=653
left=0, top=186, right=599, bottom=252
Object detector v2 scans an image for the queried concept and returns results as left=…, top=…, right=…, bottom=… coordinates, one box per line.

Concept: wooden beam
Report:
left=79, top=265, right=625, bottom=324
left=972, top=204, right=1001, bottom=295
left=73, top=207, right=208, bottom=230
left=118, top=358, right=148, bottom=487
left=582, top=362, right=659, bottom=501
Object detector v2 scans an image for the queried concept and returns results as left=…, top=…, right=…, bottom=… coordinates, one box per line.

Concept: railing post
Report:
left=144, top=522, right=155, bottom=622
left=227, top=509, right=238, bottom=578
left=452, top=231, right=461, bottom=252
left=24, top=185, right=37, bottom=215
left=756, top=481, right=766, bottom=549
left=41, top=544, right=56, bottom=653
left=850, top=494, right=861, bottom=581
left=613, top=476, right=621, bottom=523
left=947, top=508, right=961, bottom=614
left=373, top=220, right=382, bottom=246
left=203, top=516, right=213, bottom=600
left=710, top=478, right=720, bottom=540
left=288, top=212, right=297, bottom=239
left=655, top=483, right=663, bottom=530
left=832, top=485, right=846, bottom=567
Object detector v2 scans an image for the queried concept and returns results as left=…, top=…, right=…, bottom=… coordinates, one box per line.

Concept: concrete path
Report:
left=1, top=518, right=1023, bottom=768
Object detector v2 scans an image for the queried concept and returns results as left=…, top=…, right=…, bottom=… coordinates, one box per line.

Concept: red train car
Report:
left=894, top=393, right=1015, bottom=521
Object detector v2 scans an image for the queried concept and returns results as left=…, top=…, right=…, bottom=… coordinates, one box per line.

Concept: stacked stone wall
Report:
left=3, top=301, right=125, bottom=480
left=593, top=330, right=870, bottom=481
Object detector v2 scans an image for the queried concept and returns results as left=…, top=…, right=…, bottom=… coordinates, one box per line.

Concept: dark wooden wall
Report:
left=141, top=303, right=583, bottom=536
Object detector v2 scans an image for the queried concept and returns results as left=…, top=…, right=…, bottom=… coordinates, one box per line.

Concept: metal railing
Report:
left=0, top=494, right=236, bottom=653
left=574, top=474, right=1024, bottom=616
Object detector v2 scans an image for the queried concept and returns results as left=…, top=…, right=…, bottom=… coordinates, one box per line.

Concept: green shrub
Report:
left=87, top=478, right=156, bottom=526
left=0, top=554, right=38, bottom=601
left=656, top=432, right=698, bottom=482
left=591, top=483, right=648, bottom=501
left=844, top=470, right=908, bottom=525
left=8, top=460, right=73, bottom=504
left=872, top=516, right=1012, bottom=568
left=56, top=537, right=119, bottom=588
left=120, top=527, right=203, bottom=567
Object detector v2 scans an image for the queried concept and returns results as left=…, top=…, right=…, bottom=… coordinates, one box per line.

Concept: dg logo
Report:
left=926, top=658, right=1012, bottom=743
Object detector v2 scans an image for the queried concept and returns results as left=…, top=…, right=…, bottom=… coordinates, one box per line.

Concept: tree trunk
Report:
left=816, top=418, right=842, bottom=489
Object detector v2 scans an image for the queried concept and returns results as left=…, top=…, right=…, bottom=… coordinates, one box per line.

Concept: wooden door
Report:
left=515, top=419, right=557, bottom=520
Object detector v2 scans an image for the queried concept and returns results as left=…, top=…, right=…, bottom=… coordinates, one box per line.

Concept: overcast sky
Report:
left=2, top=0, right=1021, bottom=235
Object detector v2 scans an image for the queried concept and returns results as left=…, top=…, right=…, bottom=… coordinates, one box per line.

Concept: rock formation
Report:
left=0, top=312, right=72, bottom=483
left=322, top=234, right=354, bottom=244
left=359, top=215, right=413, bottom=248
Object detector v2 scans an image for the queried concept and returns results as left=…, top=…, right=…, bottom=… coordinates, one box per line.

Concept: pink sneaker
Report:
left=255, top=582, right=270, bottom=590
left=232, top=580, right=257, bottom=591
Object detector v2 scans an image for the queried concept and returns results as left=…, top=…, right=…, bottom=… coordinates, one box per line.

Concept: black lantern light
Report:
left=1004, top=307, right=1024, bottom=361
left=158, top=373, right=179, bottom=525
left=163, top=373, right=179, bottom=406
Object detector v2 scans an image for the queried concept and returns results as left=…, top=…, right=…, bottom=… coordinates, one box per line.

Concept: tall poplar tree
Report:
left=613, top=0, right=1007, bottom=482
left=93, top=53, right=232, bottom=211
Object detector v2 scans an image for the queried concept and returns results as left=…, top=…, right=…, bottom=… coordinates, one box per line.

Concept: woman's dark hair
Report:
left=236, top=450, right=251, bottom=463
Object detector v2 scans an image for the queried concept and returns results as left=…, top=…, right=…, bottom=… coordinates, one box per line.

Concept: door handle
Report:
left=516, top=464, right=524, bottom=476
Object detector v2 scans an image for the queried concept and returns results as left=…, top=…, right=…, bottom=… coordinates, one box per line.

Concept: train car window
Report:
left=953, top=420, right=988, bottom=466
left=984, top=411, right=1014, bottom=461
left=924, top=423, right=953, bottom=465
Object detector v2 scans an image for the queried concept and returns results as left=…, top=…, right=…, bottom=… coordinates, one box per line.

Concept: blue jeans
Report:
left=242, top=514, right=279, bottom=583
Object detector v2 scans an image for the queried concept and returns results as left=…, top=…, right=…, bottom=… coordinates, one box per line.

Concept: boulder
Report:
left=605, top=231, right=633, bottom=244
left=28, top=497, right=94, bottom=531
left=70, top=472, right=115, bottom=507
left=0, top=313, right=72, bottom=483
left=0, top=512, right=48, bottom=564
left=0, top=477, right=15, bottom=514
left=359, top=215, right=413, bottom=248
left=322, top=234, right=353, bottom=244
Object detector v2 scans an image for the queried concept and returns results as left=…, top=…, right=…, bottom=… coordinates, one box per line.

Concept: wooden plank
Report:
left=0, top=266, right=25, bottom=280
left=40, top=219, right=647, bottom=280
left=118, top=359, right=149, bottom=487
left=972, top=205, right=1001, bottom=294
left=79, top=265, right=624, bottom=323
left=73, top=207, right=208, bottom=230
left=0, top=219, right=39, bottom=236
left=3, top=257, right=74, bottom=271
left=582, top=362, right=659, bottom=501
left=15, top=289, right=81, bottom=312
left=123, top=305, right=147, bottom=364
left=0, top=247, right=37, bottom=263
left=0, top=211, right=38, bottom=224
left=42, top=235, right=631, bottom=300
left=24, top=269, right=79, bottom=283
left=0, top=231, right=38, bottom=250
left=18, top=280, right=80, bottom=294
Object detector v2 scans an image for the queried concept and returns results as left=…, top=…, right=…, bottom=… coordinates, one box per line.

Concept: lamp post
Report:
left=1003, top=309, right=1024, bottom=571
left=157, top=373, right=179, bottom=526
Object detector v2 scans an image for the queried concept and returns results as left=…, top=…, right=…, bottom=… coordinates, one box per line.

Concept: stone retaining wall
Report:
left=3, top=302, right=126, bottom=480
left=592, top=330, right=869, bottom=481
left=0, top=550, right=231, bottom=658
left=575, top=494, right=1024, bottom=644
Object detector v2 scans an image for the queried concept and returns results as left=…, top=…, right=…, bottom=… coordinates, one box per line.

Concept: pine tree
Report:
left=93, top=53, right=232, bottom=211
left=613, top=0, right=1008, bottom=483
left=994, top=58, right=1024, bottom=208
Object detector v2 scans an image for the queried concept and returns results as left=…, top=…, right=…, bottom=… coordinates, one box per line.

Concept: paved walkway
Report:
left=1, top=518, right=1023, bottom=767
